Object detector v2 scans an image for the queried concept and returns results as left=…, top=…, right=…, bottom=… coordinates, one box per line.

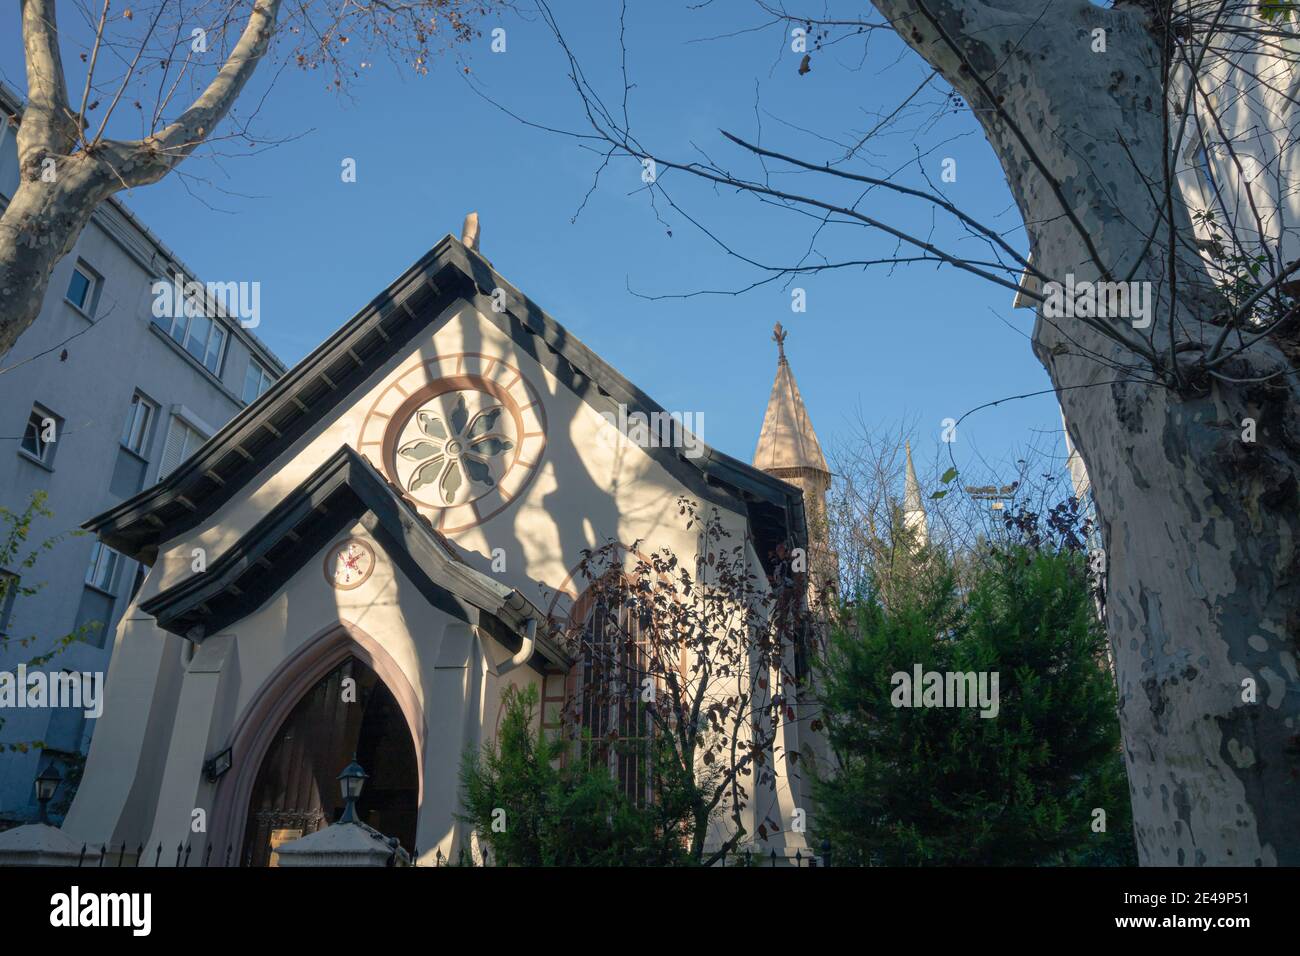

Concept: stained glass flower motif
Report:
left=396, top=393, right=514, bottom=504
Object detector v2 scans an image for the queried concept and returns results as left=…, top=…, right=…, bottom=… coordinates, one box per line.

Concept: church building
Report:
left=40, top=223, right=829, bottom=866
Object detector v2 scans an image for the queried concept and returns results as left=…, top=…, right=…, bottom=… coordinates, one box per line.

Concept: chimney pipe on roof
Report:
left=461, top=212, right=480, bottom=252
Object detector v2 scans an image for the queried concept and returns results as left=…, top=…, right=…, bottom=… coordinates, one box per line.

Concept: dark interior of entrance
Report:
left=241, top=655, right=417, bottom=866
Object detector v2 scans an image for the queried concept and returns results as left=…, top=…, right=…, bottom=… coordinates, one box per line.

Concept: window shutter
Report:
left=159, top=416, right=192, bottom=478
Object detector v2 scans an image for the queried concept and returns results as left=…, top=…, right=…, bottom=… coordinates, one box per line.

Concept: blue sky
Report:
left=1, top=1, right=1068, bottom=490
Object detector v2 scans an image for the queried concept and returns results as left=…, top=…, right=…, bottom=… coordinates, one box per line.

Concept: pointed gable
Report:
left=87, top=236, right=808, bottom=576
left=136, top=443, right=569, bottom=669
left=753, top=323, right=828, bottom=476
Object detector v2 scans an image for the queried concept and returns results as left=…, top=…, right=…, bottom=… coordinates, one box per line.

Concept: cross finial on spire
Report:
left=772, top=322, right=788, bottom=364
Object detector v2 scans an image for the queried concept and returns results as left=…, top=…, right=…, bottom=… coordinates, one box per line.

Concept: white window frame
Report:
left=65, top=261, right=99, bottom=315
left=120, top=391, right=158, bottom=456
left=85, top=541, right=122, bottom=594
left=19, top=404, right=61, bottom=468
left=156, top=307, right=228, bottom=376
left=242, top=358, right=273, bottom=404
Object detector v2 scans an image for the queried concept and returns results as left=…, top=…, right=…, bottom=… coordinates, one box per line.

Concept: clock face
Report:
left=324, top=538, right=376, bottom=590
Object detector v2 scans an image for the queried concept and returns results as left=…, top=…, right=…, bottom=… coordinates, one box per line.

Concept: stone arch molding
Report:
left=208, top=619, right=425, bottom=860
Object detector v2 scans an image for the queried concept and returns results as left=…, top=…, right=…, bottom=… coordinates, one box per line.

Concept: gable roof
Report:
left=138, top=444, right=569, bottom=672
left=86, top=235, right=807, bottom=571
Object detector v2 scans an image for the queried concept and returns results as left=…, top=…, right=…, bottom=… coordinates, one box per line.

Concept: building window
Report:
left=158, top=415, right=207, bottom=478
left=0, top=570, right=18, bottom=635
left=65, top=262, right=98, bottom=314
left=85, top=542, right=122, bottom=593
left=242, top=358, right=274, bottom=405
left=573, top=595, right=653, bottom=806
left=184, top=313, right=226, bottom=374
left=73, top=586, right=114, bottom=649
left=120, top=392, right=157, bottom=456
left=155, top=308, right=227, bottom=376
left=19, top=405, right=61, bottom=467
left=43, top=693, right=88, bottom=754
left=1196, top=145, right=1219, bottom=198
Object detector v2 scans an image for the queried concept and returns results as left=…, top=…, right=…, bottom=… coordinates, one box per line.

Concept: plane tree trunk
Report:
left=871, top=0, right=1300, bottom=864
left=0, top=0, right=280, bottom=355
left=0, top=156, right=115, bottom=353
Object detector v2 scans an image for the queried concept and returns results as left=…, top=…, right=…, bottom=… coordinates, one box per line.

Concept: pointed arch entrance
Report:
left=240, top=655, right=418, bottom=866
left=210, top=621, right=425, bottom=867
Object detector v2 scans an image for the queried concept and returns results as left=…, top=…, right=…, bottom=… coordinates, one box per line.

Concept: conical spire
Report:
left=902, top=441, right=928, bottom=543
left=753, top=323, right=829, bottom=475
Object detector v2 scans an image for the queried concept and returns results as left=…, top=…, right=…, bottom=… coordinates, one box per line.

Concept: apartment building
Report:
left=0, top=84, right=285, bottom=824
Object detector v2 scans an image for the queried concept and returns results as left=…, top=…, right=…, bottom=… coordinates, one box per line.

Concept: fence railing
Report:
left=74, top=840, right=242, bottom=867
left=72, top=837, right=832, bottom=867
left=715, top=841, right=832, bottom=867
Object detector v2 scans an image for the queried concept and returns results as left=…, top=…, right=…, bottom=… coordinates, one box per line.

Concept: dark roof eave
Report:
left=87, top=235, right=802, bottom=562
left=138, top=443, right=569, bottom=670
left=84, top=238, right=466, bottom=552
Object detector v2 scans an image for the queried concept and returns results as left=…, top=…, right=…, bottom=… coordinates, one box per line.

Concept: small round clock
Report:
left=324, top=538, right=376, bottom=590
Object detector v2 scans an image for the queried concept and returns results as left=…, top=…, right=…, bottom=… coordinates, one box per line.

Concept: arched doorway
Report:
left=240, top=655, right=418, bottom=866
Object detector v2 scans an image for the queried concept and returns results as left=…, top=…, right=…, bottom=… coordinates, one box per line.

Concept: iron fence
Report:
left=70, top=837, right=830, bottom=867
left=73, top=840, right=242, bottom=867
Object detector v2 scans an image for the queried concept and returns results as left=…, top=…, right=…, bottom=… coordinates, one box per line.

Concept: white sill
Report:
left=64, top=298, right=95, bottom=321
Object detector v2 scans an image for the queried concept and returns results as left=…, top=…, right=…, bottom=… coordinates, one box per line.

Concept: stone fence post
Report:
left=274, top=821, right=410, bottom=867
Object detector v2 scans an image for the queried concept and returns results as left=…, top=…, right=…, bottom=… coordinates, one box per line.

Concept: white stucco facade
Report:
left=59, top=236, right=823, bottom=865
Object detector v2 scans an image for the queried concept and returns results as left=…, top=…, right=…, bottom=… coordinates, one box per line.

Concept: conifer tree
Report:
left=815, top=536, right=1135, bottom=866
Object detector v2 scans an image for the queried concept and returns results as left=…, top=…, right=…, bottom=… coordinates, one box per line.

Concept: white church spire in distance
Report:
left=903, top=440, right=929, bottom=545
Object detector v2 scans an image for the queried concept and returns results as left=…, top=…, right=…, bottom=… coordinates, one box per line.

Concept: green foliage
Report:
left=0, top=491, right=94, bottom=756
left=1191, top=207, right=1294, bottom=322
left=1260, top=1, right=1298, bottom=24
left=49, top=751, right=85, bottom=818
left=458, top=684, right=693, bottom=866
left=814, top=545, right=1136, bottom=866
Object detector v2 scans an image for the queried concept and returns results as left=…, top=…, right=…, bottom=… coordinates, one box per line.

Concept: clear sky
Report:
left=1, top=1, right=1069, bottom=491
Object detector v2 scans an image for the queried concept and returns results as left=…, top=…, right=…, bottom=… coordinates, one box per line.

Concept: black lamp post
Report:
left=35, top=765, right=61, bottom=824
left=337, top=758, right=368, bottom=825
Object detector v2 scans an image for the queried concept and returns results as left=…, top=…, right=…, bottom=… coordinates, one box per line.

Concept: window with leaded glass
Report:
left=573, top=595, right=655, bottom=807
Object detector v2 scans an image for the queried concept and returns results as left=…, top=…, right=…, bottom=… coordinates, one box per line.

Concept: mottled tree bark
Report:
left=871, top=0, right=1299, bottom=864
left=0, top=0, right=280, bottom=356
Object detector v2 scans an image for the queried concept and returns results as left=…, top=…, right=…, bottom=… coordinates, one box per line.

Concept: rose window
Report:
left=392, top=391, right=516, bottom=506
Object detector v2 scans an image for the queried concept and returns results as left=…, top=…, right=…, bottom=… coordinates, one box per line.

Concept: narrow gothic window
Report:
left=574, top=596, right=654, bottom=807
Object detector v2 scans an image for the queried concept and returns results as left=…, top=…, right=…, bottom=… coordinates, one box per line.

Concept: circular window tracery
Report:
left=393, top=390, right=517, bottom=507
left=359, top=356, right=546, bottom=533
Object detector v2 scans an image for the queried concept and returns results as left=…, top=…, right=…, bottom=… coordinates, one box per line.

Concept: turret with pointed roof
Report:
left=754, top=323, right=833, bottom=601
left=754, top=322, right=830, bottom=478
